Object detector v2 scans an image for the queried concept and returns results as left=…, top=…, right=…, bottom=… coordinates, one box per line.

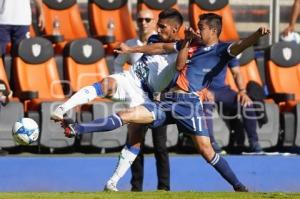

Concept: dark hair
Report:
left=199, top=13, right=222, bottom=37
left=158, top=8, right=183, bottom=26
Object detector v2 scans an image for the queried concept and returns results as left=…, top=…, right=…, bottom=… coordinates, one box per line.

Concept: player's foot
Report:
left=51, top=106, right=65, bottom=121
left=60, top=118, right=78, bottom=138
left=234, top=184, right=249, bottom=192
left=104, top=181, right=118, bottom=192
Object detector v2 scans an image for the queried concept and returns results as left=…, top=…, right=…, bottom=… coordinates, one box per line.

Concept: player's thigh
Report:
left=127, top=123, right=147, bottom=146
left=118, top=105, right=154, bottom=124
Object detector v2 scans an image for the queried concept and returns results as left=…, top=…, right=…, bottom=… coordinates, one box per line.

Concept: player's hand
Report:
left=257, top=27, right=270, bottom=37
left=282, top=25, right=295, bottom=36
left=237, top=92, right=252, bottom=107
left=38, top=13, right=45, bottom=30
left=114, top=43, right=131, bottom=54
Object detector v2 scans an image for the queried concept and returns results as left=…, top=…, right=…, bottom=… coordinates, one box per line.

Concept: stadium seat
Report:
left=144, top=124, right=179, bottom=149
left=88, top=0, right=137, bottom=53
left=266, top=41, right=300, bottom=112
left=42, top=0, right=87, bottom=53
left=189, top=0, right=239, bottom=41
left=64, top=38, right=109, bottom=93
left=0, top=55, right=24, bottom=148
left=265, top=41, right=300, bottom=147
left=90, top=102, right=128, bottom=149
left=295, top=104, right=300, bottom=147
left=225, top=47, right=280, bottom=148
left=13, top=37, right=75, bottom=149
left=137, top=0, right=184, bottom=38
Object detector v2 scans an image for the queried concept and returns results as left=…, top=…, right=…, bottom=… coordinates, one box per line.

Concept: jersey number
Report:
left=191, top=116, right=202, bottom=132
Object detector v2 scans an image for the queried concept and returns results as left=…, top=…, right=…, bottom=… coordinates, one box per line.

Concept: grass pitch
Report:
left=0, top=192, right=299, bottom=199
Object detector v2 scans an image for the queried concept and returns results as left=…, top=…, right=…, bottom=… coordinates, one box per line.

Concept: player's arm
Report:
left=115, top=42, right=177, bottom=55
left=283, top=0, right=300, bottom=36
left=176, top=27, right=198, bottom=71
left=229, top=27, right=270, bottom=56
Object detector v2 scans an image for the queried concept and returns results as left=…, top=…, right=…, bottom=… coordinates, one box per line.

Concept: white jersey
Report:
left=129, top=35, right=179, bottom=93
left=111, top=35, right=178, bottom=107
left=0, top=0, right=32, bottom=25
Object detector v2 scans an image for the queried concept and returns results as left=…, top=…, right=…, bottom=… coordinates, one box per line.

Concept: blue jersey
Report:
left=176, top=42, right=235, bottom=93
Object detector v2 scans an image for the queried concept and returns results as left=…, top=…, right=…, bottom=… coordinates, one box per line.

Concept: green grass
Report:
left=0, top=192, right=300, bottom=199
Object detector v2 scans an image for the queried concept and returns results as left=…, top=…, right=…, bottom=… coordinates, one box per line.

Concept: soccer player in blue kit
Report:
left=61, top=13, right=270, bottom=191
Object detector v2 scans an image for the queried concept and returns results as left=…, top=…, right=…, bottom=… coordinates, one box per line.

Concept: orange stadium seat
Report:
left=137, top=0, right=184, bottom=38
left=225, top=47, right=280, bottom=148
left=189, top=0, right=239, bottom=41
left=266, top=41, right=300, bottom=112
left=88, top=0, right=137, bottom=53
left=64, top=38, right=109, bottom=93
left=42, top=0, right=87, bottom=53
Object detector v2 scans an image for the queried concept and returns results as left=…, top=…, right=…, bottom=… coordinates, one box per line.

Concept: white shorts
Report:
left=109, top=71, right=151, bottom=107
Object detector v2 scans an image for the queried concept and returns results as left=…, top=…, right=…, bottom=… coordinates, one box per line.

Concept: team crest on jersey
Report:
left=282, top=47, right=292, bottom=61
left=209, top=0, right=216, bottom=4
left=32, top=44, right=41, bottom=57
left=83, top=44, right=92, bottom=58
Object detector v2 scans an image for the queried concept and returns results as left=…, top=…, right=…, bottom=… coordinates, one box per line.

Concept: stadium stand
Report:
left=266, top=41, right=300, bottom=147
left=88, top=0, right=137, bottom=54
left=225, top=47, right=280, bottom=149
left=0, top=54, right=24, bottom=148
left=42, top=0, right=87, bottom=53
left=13, top=37, right=75, bottom=150
left=189, top=0, right=239, bottom=41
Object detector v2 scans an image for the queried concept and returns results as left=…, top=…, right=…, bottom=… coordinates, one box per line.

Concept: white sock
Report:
left=59, top=85, right=98, bottom=114
left=108, top=145, right=139, bottom=185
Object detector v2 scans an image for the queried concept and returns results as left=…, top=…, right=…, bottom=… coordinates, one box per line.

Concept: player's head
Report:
left=157, top=8, right=183, bottom=42
left=197, top=13, right=222, bottom=43
left=137, top=10, right=156, bottom=36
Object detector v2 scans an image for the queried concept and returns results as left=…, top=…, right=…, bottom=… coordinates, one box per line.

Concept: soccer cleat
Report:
left=50, top=106, right=65, bottom=121
left=234, top=184, right=249, bottom=192
left=104, top=181, right=118, bottom=192
left=60, top=118, right=78, bottom=138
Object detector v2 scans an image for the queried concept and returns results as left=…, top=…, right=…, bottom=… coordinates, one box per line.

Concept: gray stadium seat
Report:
left=294, top=104, right=300, bottom=147
left=39, top=102, right=76, bottom=149
left=211, top=108, right=231, bottom=147
left=144, top=124, right=179, bottom=148
left=243, top=103, right=280, bottom=148
left=0, top=102, right=24, bottom=148
left=90, top=101, right=128, bottom=149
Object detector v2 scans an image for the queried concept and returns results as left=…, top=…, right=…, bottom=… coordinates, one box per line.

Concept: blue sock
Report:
left=92, top=82, right=104, bottom=97
left=210, top=153, right=243, bottom=188
left=75, top=114, right=123, bottom=134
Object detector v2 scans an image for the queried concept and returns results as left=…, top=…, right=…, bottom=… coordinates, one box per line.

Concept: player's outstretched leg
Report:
left=60, top=114, right=124, bottom=137
left=51, top=82, right=104, bottom=121
left=192, top=135, right=248, bottom=192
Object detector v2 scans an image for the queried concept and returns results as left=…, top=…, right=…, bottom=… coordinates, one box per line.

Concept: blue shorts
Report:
left=143, top=92, right=209, bottom=136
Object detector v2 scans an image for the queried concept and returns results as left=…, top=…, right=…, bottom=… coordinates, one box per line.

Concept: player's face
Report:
left=157, top=18, right=178, bottom=42
left=137, top=11, right=156, bottom=35
left=197, top=20, right=216, bottom=44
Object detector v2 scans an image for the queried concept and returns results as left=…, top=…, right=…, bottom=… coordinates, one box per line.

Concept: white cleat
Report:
left=50, top=106, right=65, bottom=121
left=104, top=181, right=118, bottom=192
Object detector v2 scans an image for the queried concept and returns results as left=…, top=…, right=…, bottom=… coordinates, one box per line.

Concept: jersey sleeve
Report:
left=147, top=35, right=161, bottom=44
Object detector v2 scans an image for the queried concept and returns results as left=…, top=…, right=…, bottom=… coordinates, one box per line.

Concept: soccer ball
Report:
left=12, top=118, right=39, bottom=145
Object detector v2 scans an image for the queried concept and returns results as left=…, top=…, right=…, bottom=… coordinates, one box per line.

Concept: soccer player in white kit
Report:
left=51, top=8, right=184, bottom=191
